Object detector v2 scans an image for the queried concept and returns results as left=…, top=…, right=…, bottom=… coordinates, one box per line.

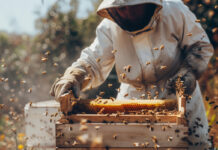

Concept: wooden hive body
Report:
left=56, top=96, right=189, bottom=150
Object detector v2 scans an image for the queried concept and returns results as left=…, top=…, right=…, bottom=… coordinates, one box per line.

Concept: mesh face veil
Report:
left=97, top=0, right=163, bottom=34
left=107, top=4, right=157, bottom=32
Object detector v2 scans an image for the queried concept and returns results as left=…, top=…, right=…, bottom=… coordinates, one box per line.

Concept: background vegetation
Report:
left=0, top=0, right=217, bottom=149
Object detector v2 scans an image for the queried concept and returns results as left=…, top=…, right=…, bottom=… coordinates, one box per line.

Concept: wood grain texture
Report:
left=56, top=123, right=189, bottom=148
left=57, top=148, right=188, bottom=150
left=64, top=114, right=187, bottom=124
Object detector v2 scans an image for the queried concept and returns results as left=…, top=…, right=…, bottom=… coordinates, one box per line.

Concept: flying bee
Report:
left=9, top=98, right=15, bottom=102
left=84, top=75, right=92, bottom=81
left=198, top=4, right=203, bottom=7
left=123, top=120, right=128, bottom=125
left=41, top=57, right=48, bottom=62
left=151, top=85, right=156, bottom=89
left=160, top=44, right=165, bottom=50
left=140, top=94, right=146, bottom=99
left=147, top=94, right=152, bottom=100
left=136, top=87, right=143, bottom=91
left=95, top=126, right=100, bottom=130
left=153, top=47, right=159, bottom=50
left=77, top=134, right=89, bottom=144
left=168, top=136, right=173, bottom=141
left=113, top=134, right=117, bottom=140
left=79, top=125, right=88, bottom=131
left=1, top=64, right=6, bottom=68
left=124, top=65, right=132, bottom=72
left=44, top=111, right=48, bottom=116
left=209, top=101, right=215, bottom=105
left=195, top=19, right=201, bottom=23
left=44, top=51, right=50, bottom=56
left=4, top=78, right=8, bottom=82
left=96, top=58, right=101, bottom=63
left=144, top=142, right=149, bottom=147
left=154, top=144, right=160, bottom=149
left=80, top=119, right=87, bottom=125
left=162, top=126, right=167, bottom=131
left=124, top=93, right=129, bottom=97
left=133, top=142, right=140, bottom=147
left=186, top=33, right=193, bottom=36
left=146, top=62, right=151, bottom=65
left=150, top=126, right=154, bottom=131
left=110, top=97, right=115, bottom=101
left=116, top=88, right=120, bottom=92
left=28, top=88, right=32, bottom=93
left=120, top=73, right=126, bottom=79
left=152, top=136, right=157, bottom=143
left=111, top=49, right=117, bottom=54
left=98, top=108, right=105, bottom=114
left=72, top=141, right=77, bottom=146
left=160, top=66, right=167, bottom=70
left=53, top=63, right=58, bottom=67
left=196, top=117, right=201, bottom=121
left=0, top=104, right=5, bottom=109
left=195, top=134, right=200, bottom=138
left=108, top=83, right=113, bottom=88
left=99, top=92, right=105, bottom=96
left=41, top=71, right=47, bottom=75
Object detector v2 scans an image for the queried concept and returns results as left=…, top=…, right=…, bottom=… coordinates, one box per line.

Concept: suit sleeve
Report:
left=177, top=1, right=214, bottom=79
left=71, top=19, right=115, bottom=90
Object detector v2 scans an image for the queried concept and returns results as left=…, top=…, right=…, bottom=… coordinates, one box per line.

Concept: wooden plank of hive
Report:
left=56, top=123, right=189, bottom=148
left=57, top=148, right=188, bottom=150
left=65, top=114, right=179, bottom=123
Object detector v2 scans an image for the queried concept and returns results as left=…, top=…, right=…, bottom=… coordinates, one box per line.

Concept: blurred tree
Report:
left=183, top=0, right=218, bottom=147
left=0, top=0, right=217, bottom=148
left=183, top=0, right=218, bottom=47
left=34, top=0, right=102, bottom=74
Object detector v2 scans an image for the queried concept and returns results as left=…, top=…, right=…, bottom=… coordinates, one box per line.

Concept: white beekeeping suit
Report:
left=50, top=0, right=214, bottom=149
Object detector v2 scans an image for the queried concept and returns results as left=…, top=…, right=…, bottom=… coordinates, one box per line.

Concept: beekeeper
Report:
left=50, top=0, right=214, bottom=149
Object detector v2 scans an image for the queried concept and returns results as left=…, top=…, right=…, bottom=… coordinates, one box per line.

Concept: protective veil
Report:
left=61, top=0, right=214, bottom=148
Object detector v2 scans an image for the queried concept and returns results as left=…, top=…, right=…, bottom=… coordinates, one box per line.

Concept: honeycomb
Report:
left=89, top=99, right=177, bottom=113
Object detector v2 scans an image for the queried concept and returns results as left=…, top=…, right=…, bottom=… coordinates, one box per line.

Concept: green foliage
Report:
left=34, top=0, right=102, bottom=75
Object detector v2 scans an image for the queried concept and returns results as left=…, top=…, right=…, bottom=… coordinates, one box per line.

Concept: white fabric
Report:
left=97, top=0, right=163, bottom=10
left=72, top=0, right=214, bottom=148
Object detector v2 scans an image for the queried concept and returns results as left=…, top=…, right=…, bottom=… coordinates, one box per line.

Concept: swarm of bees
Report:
left=1, top=1, right=217, bottom=149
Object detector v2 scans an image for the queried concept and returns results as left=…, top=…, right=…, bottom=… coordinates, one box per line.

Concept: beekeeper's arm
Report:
left=167, top=1, right=214, bottom=95
left=50, top=19, right=115, bottom=100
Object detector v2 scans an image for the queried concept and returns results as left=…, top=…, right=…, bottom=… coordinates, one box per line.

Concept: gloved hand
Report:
left=166, top=67, right=196, bottom=96
left=50, top=66, right=89, bottom=101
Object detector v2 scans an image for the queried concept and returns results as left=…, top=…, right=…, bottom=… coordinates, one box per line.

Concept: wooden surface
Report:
left=65, top=114, right=187, bottom=125
left=57, top=148, right=188, bottom=150
left=56, top=96, right=188, bottom=149
left=178, top=96, right=186, bottom=117
left=56, top=123, right=189, bottom=148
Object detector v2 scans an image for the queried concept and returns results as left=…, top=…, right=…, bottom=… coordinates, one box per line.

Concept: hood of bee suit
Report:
left=97, top=0, right=163, bottom=35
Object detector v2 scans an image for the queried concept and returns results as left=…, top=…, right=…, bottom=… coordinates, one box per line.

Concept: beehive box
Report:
left=56, top=96, right=189, bottom=149
left=24, top=100, right=61, bottom=150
